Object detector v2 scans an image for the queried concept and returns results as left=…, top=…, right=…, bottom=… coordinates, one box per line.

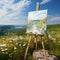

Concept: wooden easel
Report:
left=24, top=2, right=47, bottom=60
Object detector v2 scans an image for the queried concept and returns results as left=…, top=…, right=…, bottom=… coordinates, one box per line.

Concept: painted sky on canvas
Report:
left=0, top=0, right=60, bottom=25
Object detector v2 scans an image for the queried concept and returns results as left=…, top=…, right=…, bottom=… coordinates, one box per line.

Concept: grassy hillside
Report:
left=47, top=24, right=60, bottom=42
left=0, top=24, right=60, bottom=60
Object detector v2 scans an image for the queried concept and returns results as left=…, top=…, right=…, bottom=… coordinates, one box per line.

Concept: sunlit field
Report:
left=0, top=24, right=60, bottom=60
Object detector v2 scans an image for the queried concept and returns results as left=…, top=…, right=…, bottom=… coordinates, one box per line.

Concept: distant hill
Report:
left=0, top=25, right=26, bottom=35
left=0, top=24, right=60, bottom=35
left=47, top=24, right=60, bottom=31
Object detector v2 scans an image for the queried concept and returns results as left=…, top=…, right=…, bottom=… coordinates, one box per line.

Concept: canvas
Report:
left=26, top=10, right=47, bottom=35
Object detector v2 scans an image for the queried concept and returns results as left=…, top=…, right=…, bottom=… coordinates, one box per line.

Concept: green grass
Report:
left=0, top=24, right=60, bottom=60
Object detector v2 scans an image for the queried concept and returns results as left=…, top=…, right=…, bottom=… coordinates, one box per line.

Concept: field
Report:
left=0, top=24, right=60, bottom=60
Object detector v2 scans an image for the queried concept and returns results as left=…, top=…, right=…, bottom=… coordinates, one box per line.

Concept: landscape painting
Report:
left=27, top=10, right=47, bottom=35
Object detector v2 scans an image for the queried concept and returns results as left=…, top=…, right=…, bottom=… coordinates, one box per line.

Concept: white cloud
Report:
left=0, top=9, right=7, bottom=16
left=40, top=0, right=51, bottom=4
left=47, top=15, right=60, bottom=25
left=50, top=16, right=60, bottom=21
left=0, top=0, right=31, bottom=25
left=0, top=15, right=27, bottom=25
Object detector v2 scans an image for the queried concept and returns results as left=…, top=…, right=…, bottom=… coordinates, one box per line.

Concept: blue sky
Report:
left=0, top=0, right=60, bottom=25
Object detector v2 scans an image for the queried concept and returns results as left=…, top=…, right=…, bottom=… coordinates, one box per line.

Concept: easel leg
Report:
left=35, top=35, right=38, bottom=50
left=46, top=33, right=50, bottom=47
left=24, top=36, right=31, bottom=60
left=41, top=36, right=47, bottom=60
